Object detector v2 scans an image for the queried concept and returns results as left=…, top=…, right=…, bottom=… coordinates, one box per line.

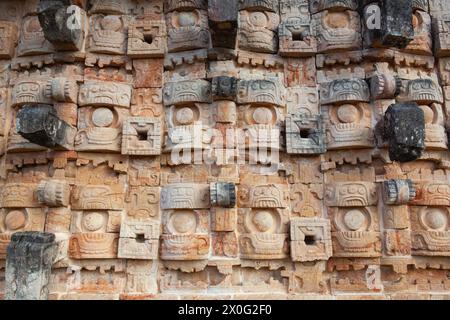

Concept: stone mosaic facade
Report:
left=0, top=0, right=449, bottom=300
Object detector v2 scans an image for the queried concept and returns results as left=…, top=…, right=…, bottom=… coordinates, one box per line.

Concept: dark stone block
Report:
left=16, top=104, right=76, bottom=150
left=210, top=182, right=236, bottom=208
left=5, top=231, right=57, bottom=300
left=383, top=102, right=425, bottom=162
left=380, top=0, right=414, bottom=48
left=238, top=0, right=279, bottom=12
left=208, top=0, right=238, bottom=49
left=362, top=0, right=414, bottom=49
left=212, top=76, right=238, bottom=100
left=38, top=0, right=86, bottom=51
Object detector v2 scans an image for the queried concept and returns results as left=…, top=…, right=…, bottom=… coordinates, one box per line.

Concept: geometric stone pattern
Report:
left=0, top=0, right=449, bottom=300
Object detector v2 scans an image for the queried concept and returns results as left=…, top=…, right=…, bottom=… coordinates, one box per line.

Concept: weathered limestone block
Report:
left=118, top=220, right=159, bottom=260
left=126, top=186, right=160, bottom=219
left=433, top=13, right=450, bottom=57
left=238, top=208, right=290, bottom=259
left=127, top=19, right=166, bottom=57
left=211, top=76, right=238, bottom=101
left=382, top=180, right=416, bottom=205
left=284, top=57, right=316, bottom=87
left=210, top=182, right=236, bottom=208
left=412, top=0, right=429, bottom=11
left=0, top=208, right=46, bottom=236
left=369, top=74, right=401, bottom=100
left=132, top=59, right=163, bottom=88
left=238, top=184, right=290, bottom=208
left=160, top=210, right=209, bottom=260
left=397, top=79, right=443, bottom=105
left=279, top=17, right=317, bottom=56
left=1, top=184, right=40, bottom=208
left=163, top=80, right=212, bottom=106
left=70, top=210, right=122, bottom=233
left=75, top=106, right=127, bottom=152
left=312, top=10, right=361, bottom=53
left=37, top=0, right=88, bottom=51
left=290, top=183, right=323, bottom=217
left=286, top=86, right=319, bottom=114
left=88, top=14, right=127, bottom=55
left=68, top=233, right=119, bottom=259
left=121, top=117, right=162, bottom=155
left=5, top=232, right=57, bottom=300
left=322, top=103, right=374, bottom=150
left=320, top=78, right=370, bottom=105
left=164, top=0, right=207, bottom=12
left=12, top=77, right=78, bottom=107
left=44, top=207, right=71, bottom=233
left=286, top=114, right=326, bottom=154
left=290, top=218, right=332, bottom=262
left=166, top=10, right=210, bottom=52
left=36, top=179, right=70, bottom=207
left=211, top=208, right=237, bottom=231
left=384, top=229, right=412, bottom=256
left=238, top=10, right=279, bottom=53
left=0, top=21, right=18, bottom=58
left=161, top=183, right=210, bottom=209
left=17, top=15, right=54, bottom=56
left=237, top=79, right=285, bottom=107
left=410, top=206, right=450, bottom=256
left=382, top=102, right=425, bottom=162
left=310, top=0, right=358, bottom=14
left=404, top=10, right=432, bottom=55
left=383, top=205, right=410, bottom=230
left=71, top=184, right=125, bottom=210
left=380, top=0, right=414, bottom=48
left=325, top=182, right=378, bottom=207
left=410, top=181, right=450, bottom=206
left=160, top=234, right=210, bottom=260
left=90, top=0, right=130, bottom=14
left=208, top=0, right=238, bottom=49
left=362, top=0, right=415, bottom=49
left=281, top=261, right=328, bottom=294
left=16, top=105, right=76, bottom=150
left=213, top=100, right=236, bottom=124
left=280, top=0, right=311, bottom=19
left=239, top=0, right=280, bottom=12
left=131, top=88, right=163, bottom=117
